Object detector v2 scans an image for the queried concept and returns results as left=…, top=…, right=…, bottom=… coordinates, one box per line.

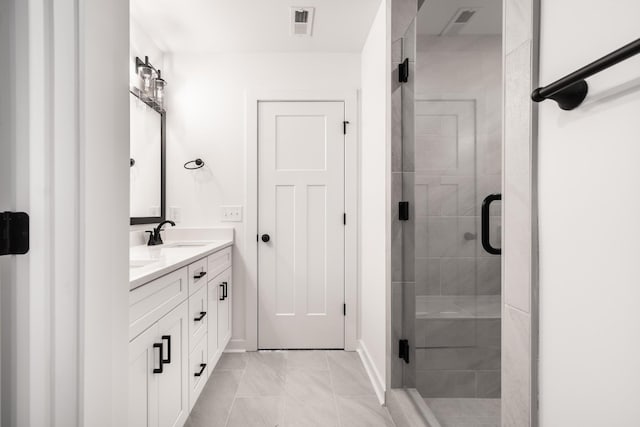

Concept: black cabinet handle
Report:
left=261, top=234, right=270, bottom=243
left=193, top=271, right=207, bottom=279
left=481, top=194, right=502, bottom=255
left=194, top=311, right=207, bottom=322
left=219, top=284, right=225, bottom=301
left=153, top=343, right=164, bottom=374
left=194, top=363, right=207, bottom=377
left=222, top=281, right=228, bottom=299
left=161, top=335, right=171, bottom=364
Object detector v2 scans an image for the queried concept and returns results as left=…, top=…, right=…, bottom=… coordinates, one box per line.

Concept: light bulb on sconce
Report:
left=154, top=70, right=167, bottom=108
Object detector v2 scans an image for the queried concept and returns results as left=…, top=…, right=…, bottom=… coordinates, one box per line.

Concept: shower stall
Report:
left=392, top=2, right=503, bottom=426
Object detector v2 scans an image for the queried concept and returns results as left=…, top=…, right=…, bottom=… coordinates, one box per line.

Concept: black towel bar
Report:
left=531, top=38, right=640, bottom=110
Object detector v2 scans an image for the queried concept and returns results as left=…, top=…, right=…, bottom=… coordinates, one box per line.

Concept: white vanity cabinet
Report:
left=129, top=243, right=232, bottom=427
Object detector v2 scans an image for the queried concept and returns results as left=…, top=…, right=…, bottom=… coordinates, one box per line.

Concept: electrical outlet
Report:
left=221, top=205, right=242, bottom=222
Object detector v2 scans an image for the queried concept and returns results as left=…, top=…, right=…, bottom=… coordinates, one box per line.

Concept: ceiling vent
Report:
left=440, top=8, right=477, bottom=36
left=290, top=7, right=315, bottom=36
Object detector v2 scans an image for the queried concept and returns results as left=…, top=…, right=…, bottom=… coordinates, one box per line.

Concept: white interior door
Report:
left=258, top=101, right=345, bottom=349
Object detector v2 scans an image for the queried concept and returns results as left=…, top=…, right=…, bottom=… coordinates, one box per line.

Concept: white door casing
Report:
left=258, top=101, right=345, bottom=349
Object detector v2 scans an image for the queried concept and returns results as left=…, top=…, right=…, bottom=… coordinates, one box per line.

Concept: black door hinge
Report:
left=343, top=303, right=346, bottom=316
left=399, top=202, right=409, bottom=221
left=1, top=212, right=29, bottom=256
left=399, top=58, right=409, bottom=83
left=343, top=121, right=350, bottom=135
left=399, top=339, right=409, bottom=364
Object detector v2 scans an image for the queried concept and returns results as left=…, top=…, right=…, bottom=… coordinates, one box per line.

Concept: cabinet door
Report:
left=207, top=278, right=219, bottom=377
left=217, top=268, right=232, bottom=350
left=157, top=301, right=189, bottom=427
left=129, top=324, right=159, bottom=427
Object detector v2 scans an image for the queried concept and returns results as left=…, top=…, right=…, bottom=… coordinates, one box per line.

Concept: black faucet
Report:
left=146, top=220, right=176, bottom=246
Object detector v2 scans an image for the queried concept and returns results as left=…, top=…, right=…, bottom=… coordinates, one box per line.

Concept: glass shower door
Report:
left=402, top=4, right=503, bottom=425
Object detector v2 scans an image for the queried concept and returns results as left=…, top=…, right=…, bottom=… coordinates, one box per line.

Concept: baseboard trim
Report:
left=386, top=388, right=439, bottom=427
left=357, top=339, right=386, bottom=405
left=226, top=338, right=248, bottom=351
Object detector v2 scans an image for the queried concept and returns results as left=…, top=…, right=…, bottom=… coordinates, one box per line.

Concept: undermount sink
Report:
left=130, top=259, right=158, bottom=269
left=165, top=242, right=210, bottom=248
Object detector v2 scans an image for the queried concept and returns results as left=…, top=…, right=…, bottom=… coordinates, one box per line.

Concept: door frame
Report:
left=241, top=89, right=359, bottom=352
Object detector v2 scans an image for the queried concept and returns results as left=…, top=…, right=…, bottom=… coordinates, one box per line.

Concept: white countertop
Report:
left=129, top=227, right=234, bottom=290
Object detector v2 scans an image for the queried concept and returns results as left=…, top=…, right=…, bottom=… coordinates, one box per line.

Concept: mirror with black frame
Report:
left=129, top=91, right=166, bottom=225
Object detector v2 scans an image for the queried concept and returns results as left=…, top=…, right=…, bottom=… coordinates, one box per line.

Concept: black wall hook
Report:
left=184, top=158, right=205, bottom=170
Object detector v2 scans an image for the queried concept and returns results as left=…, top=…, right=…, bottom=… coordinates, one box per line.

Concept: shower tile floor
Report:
left=424, top=398, right=500, bottom=427
left=185, top=350, right=396, bottom=427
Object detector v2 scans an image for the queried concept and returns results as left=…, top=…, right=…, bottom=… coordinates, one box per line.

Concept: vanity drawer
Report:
left=207, top=246, right=232, bottom=279
left=188, top=257, right=208, bottom=295
left=188, top=335, right=208, bottom=410
left=129, top=267, right=188, bottom=341
left=188, top=284, right=208, bottom=352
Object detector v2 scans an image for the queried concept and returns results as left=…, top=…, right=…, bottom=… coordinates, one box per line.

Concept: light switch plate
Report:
left=221, top=205, right=242, bottom=222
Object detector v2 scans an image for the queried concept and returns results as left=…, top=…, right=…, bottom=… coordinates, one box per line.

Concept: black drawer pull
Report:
left=219, top=283, right=225, bottom=300
left=161, top=335, right=171, bottom=364
left=194, top=363, right=207, bottom=377
left=153, top=343, right=164, bottom=374
left=193, top=271, right=207, bottom=279
left=222, top=281, right=228, bottom=299
left=194, top=311, right=207, bottom=322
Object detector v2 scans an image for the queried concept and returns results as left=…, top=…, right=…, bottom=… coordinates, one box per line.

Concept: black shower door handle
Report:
left=481, top=194, right=502, bottom=255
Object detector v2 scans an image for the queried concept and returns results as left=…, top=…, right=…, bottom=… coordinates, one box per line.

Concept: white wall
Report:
left=358, top=0, right=390, bottom=394
left=538, top=1, right=640, bottom=425
left=163, top=52, right=361, bottom=349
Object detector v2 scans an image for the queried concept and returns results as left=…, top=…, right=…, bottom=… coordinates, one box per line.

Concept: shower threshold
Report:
left=424, top=398, right=501, bottom=427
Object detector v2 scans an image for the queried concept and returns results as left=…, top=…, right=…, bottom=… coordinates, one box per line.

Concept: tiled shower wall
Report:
left=414, top=35, right=502, bottom=299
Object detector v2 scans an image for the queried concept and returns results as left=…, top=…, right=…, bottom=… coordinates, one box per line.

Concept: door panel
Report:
left=217, top=268, right=232, bottom=349
left=258, top=101, right=345, bottom=349
left=128, top=324, right=159, bottom=427
left=157, top=301, right=189, bottom=427
left=206, top=275, right=219, bottom=374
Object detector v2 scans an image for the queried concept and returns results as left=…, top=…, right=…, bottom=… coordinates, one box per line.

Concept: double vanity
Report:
left=128, top=227, right=234, bottom=427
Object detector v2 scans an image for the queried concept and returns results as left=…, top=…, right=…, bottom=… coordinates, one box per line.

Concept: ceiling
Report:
left=131, top=0, right=382, bottom=53
left=417, top=0, right=502, bottom=35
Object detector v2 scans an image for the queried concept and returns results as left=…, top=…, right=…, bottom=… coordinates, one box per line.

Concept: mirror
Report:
left=130, top=91, right=165, bottom=224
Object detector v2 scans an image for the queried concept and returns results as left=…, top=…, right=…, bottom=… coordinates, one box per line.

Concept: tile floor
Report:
left=424, top=398, right=500, bottom=427
left=185, top=350, right=396, bottom=427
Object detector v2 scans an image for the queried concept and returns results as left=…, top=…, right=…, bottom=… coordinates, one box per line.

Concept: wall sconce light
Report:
left=134, top=55, right=167, bottom=110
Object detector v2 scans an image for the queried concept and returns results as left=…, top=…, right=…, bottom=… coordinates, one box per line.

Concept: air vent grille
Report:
left=294, top=10, right=309, bottom=23
left=440, top=8, right=477, bottom=36
left=455, top=10, right=475, bottom=23
left=290, top=7, right=314, bottom=36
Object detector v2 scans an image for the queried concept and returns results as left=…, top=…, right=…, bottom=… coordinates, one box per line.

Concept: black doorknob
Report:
left=261, top=234, right=270, bottom=243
